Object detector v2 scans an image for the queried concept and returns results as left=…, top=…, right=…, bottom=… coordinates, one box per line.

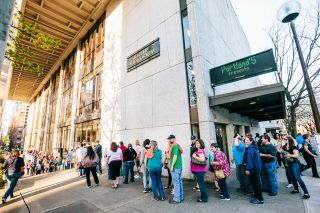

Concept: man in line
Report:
left=134, top=140, right=143, bottom=179
left=259, top=135, right=278, bottom=196
left=231, top=134, right=252, bottom=194
left=95, top=140, right=103, bottom=175
left=123, top=143, right=137, bottom=184
left=76, top=142, right=87, bottom=177
left=168, top=135, right=184, bottom=204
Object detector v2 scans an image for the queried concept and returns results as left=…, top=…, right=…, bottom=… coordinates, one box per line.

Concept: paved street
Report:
left=1, top=164, right=319, bottom=213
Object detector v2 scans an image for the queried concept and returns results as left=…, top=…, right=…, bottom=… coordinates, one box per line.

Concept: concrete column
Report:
left=69, top=45, right=81, bottom=151
left=30, top=97, right=40, bottom=149
left=35, top=89, right=45, bottom=150
left=24, top=102, right=34, bottom=151
left=52, top=67, right=64, bottom=151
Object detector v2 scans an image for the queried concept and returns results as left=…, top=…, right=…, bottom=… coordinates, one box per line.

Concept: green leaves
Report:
left=5, top=12, right=61, bottom=75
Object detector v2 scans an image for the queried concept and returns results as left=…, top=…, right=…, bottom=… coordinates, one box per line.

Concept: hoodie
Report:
left=243, top=144, right=262, bottom=174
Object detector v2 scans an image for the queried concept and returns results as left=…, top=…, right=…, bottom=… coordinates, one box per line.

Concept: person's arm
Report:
left=192, top=153, right=205, bottom=161
left=170, top=155, right=177, bottom=172
left=304, top=144, right=317, bottom=158
left=106, top=156, right=110, bottom=165
left=284, top=149, right=299, bottom=159
left=234, top=137, right=240, bottom=147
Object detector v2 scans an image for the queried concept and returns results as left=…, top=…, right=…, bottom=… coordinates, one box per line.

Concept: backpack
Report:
left=126, top=148, right=136, bottom=160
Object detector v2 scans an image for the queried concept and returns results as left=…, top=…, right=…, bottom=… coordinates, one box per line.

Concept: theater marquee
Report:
left=127, top=38, right=160, bottom=71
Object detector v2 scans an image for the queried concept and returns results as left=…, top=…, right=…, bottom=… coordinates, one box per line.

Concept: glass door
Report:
left=215, top=123, right=230, bottom=161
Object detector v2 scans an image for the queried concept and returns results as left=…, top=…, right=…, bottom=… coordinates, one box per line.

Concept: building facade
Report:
left=19, top=0, right=282, bottom=178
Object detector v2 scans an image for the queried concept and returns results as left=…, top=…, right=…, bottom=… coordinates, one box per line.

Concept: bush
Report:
left=0, top=155, right=5, bottom=164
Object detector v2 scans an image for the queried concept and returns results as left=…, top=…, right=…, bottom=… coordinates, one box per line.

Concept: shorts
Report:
left=135, top=159, right=141, bottom=168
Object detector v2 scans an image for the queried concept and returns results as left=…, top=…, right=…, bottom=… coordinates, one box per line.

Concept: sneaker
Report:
left=250, top=199, right=264, bottom=204
left=286, top=184, right=293, bottom=188
left=169, top=199, right=180, bottom=204
left=95, top=183, right=100, bottom=187
left=303, top=194, right=310, bottom=199
left=220, top=197, right=231, bottom=201
left=123, top=182, right=128, bottom=184
left=143, top=189, right=149, bottom=193
left=291, top=190, right=299, bottom=194
left=86, top=186, right=91, bottom=189
left=268, top=192, right=277, bottom=196
left=2, top=198, right=6, bottom=204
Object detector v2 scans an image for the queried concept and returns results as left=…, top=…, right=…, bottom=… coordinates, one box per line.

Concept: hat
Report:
left=191, top=135, right=197, bottom=140
left=167, top=135, right=176, bottom=140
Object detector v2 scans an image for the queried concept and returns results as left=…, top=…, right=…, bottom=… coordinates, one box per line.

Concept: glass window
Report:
left=182, top=11, right=191, bottom=50
left=187, top=61, right=197, bottom=106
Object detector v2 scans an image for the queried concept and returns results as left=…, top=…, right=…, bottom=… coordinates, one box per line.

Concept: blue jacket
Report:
left=296, top=135, right=304, bottom=145
left=232, top=141, right=246, bottom=166
left=244, top=144, right=262, bottom=174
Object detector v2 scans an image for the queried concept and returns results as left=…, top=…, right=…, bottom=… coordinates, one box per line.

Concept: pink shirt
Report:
left=190, top=149, right=208, bottom=173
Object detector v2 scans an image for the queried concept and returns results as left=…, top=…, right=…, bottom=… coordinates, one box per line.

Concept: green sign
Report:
left=210, top=49, right=277, bottom=86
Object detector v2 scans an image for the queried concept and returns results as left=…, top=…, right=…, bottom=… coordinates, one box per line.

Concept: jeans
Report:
left=303, top=154, right=319, bottom=177
left=80, top=169, right=85, bottom=177
left=276, top=152, right=282, bottom=167
left=218, top=177, right=230, bottom=199
left=96, top=158, right=102, bottom=174
left=290, top=162, right=309, bottom=194
left=172, top=168, right=184, bottom=202
left=236, top=165, right=252, bottom=192
left=3, top=173, right=21, bottom=200
left=284, top=166, right=293, bottom=184
left=85, top=167, right=99, bottom=187
left=142, top=165, right=151, bottom=189
left=249, top=173, right=263, bottom=201
left=195, top=172, right=208, bottom=202
left=124, top=161, right=135, bottom=183
left=149, top=168, right=166, bottom=199
left=261, top=161, right=278, bottom=194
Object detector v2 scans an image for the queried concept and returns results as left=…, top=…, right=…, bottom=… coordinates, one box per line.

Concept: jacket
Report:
left=244, top=144, right=262, bottom=174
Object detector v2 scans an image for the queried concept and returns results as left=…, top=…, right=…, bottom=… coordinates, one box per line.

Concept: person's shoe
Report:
left=286, top=184, right=293, bottom=188
left=160, top=197, right=166, bottom=201
left=268, top=192, right=277, bottom=196
left=193, top=186, right=199, bottom=190
left=219, top=194, right=224, bottom=198
left=169, top=199, right=180, bottom=204
left=130, top=180, right=134, bottom=183
left=250, top=199, right=264, bottom=204
left=291, top=190, right=299, bottom=194
left=220, top=197, right=231, bottom=201
left=95, top=183, right=100, bottom=187
left=86, top=186, right=92, bottom=189
left=143, top=188, right=148, bottom=193
left=2, top=198, right=6, bottom=204
left=123, top=182, right=128, bottom=184
left=164, top=186, right=172, bottom=189
left=303, top=194, right=310, bottom=199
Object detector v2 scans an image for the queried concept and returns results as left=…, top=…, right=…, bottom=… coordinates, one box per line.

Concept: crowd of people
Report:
left=1, top=131, right=319, bottom=205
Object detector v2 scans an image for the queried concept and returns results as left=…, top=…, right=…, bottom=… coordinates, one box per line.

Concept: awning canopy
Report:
left=209, top=83, right=286, bottom=121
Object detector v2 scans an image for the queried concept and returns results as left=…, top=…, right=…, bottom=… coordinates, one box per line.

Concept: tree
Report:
left=268, top=2, right=320, bottom=137
left=5, top=10, right=61, bottom=74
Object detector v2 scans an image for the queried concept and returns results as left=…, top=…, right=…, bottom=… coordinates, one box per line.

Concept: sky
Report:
left=230, top=0, right=314, bottom=53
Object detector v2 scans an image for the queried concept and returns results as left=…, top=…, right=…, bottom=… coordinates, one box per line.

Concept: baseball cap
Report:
left=167, top=135, right=176, bottom=140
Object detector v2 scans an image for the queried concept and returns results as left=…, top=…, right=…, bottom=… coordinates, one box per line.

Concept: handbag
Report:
left=215, top=170, right=225, bottom=179
left=191, top=155, right=207, bottom=166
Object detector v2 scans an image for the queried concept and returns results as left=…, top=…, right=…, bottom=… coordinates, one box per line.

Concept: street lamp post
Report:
left=277, top=0, right=320, bottom=133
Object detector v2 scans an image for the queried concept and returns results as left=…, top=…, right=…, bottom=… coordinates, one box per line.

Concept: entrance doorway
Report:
left=215, top=123, right=229, bottom=161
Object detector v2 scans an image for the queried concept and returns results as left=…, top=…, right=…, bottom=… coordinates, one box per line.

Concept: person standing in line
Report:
left=274, top=133, right=282, bottom=168
left=243, top=137, right=264, bottom=204
left=302, top=134, right=319, bottom=178
left=259, top=135, right=278, bottom=196
left=168, top=135, right=184, bottom=204
left=231, top=133, right=252, bottom=195
left=190, top=135, right=200, bottom=192
left=2, top=150, right=25, bottom=204
left=145, top=140, right=166, bottom=201
left=141, top=139, right=152, bottom=193
left=211, top=143, right=231, bottom=201
left=94, top=140, right=103, bottom=175
left=81, top=146, right=99, bottom=188
left=283, top=137, right=310, bottom=199
left=164, top=148, right=172, bottom=190
left=134, top=140, right=143, bottom=179
left=191, top=139, right=208, bottom=203
left=296, top=133, right=304, bottom=150
left=67, top=149, right=74, bottom=169
left=106, top=142, right=123, bottom=189
left=119, top=141, right=127, bottom=178
left=123, top=143, right=137, bottom=184
left=76, top=142, right=87, bottom=177
left=209, top=143, right=220, bottom=192
left=279, top=134, right=294, bottom=189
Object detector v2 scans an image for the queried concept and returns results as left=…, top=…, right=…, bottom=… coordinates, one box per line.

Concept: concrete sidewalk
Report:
left=0, top=167, right=319, bottom=213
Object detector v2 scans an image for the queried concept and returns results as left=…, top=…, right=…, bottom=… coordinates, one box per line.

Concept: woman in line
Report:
left=106, top=142, right=123, bottom=189
left=278, top=135, right=293, bottom=188
left=191, top=139, right=208, bottom=203
left=145, top=140, right=166, bottom=201
left=209, top=143, right=220, bottom=192
left=283, top=137, right=310, bottom=199
left=2, top=150, right=25, bottom=204
left=141, top=139, right=152, bottom=193
left=81, top=146, right=100, bottom=188
left=211, top=143, right=231, bottom=201
left=164, top=150, right=172, bottom=190
left=274, top=133, right=282, bottom=168
left=244, top=137, right=264, bottom=204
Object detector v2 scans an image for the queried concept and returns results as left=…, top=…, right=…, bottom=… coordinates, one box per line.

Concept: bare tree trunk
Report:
left=288, top=106, right=297, bottom=137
